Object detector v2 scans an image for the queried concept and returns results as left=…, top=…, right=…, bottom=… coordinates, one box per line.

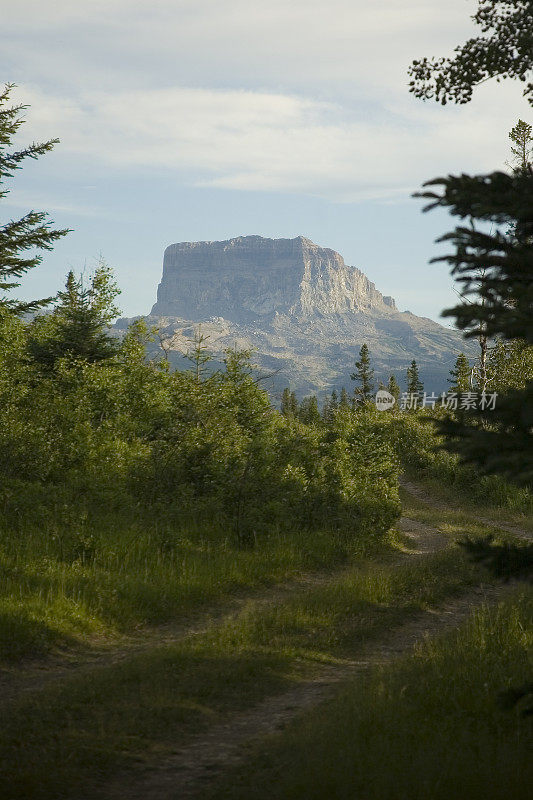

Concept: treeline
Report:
left=282, top=335, right=533, bottom=423
left=0, top=263, right=400, bottom=547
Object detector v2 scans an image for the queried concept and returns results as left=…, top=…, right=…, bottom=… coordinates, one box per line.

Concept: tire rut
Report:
left=399, top=477, right=533, bottom=542
left=0, top=566, right=353, bottom=708
left=98, top=580, right=513, bottom=800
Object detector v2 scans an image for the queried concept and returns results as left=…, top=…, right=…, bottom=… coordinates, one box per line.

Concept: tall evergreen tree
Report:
left=406, top=360, right=423, bottom=396
left=289, top=391, right=299, bottom=417
left=185, top=329, right=212, bottom=383
left=508, top=119, right=533, bottom=172
left=339, top=387, right=350, bottom=410
left=416, top=155, right=533, bottom=485
left=299, top=395, right=321, bottom=425
left=29, top=262, right=120, bottom=369
left=351, top=343, right=374, bottom=406
left=0, top=84, right=70, bottom=316
left=281, top=387, right=292, bottom=417
left=321, top=395, right=330, bottom=423
left=448, top=353, right=471, bottom=392
left=387, top=374, right=401, bottom=404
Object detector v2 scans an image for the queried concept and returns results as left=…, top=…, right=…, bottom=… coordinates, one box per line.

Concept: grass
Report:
left=208, top=589, right=533, bottom=800
left=401, top=462, right=533, bottom=528
left=400, top=482, right=533, bottom=538
left=3, top=473, right=529, bottom=799
left=0, top=544, right=488, bottom=799
left=0, top=493, right=373, bottom=660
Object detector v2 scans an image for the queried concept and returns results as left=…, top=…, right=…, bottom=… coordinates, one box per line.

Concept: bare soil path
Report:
left=99, top=582, right=511, bottom=800
left=0, top=566, right=356, bottom=708
left=94, top=485, right=521, bottom=800
left=399, top=476, right=533, bottom=542
left=0, top=481, right=453, bottom=707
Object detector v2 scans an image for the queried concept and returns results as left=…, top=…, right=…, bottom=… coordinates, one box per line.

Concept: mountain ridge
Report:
left=118, top=235, right=473, bottom=398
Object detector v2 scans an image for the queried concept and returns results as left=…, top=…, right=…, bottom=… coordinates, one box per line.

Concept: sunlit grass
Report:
left=0, top=498, right=391, bottom=660
left=0, top=545, right=489, bottom=799
left=209, top=589, right=533, bottom=800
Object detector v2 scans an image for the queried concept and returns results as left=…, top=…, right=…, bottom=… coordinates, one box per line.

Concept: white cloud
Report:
left=2, top=1, right=531, bottom=203
left=12, top=79, right=529, bottom=202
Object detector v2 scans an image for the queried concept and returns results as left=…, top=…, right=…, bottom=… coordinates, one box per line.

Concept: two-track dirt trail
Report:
left=0, top=566, right=354, bottom=709
left=3, top=479, right=530, bottom=800
left=95, top=482, right=528, bottom=800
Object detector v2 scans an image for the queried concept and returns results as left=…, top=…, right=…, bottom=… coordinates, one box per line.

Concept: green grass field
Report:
left=208, top=589, right=533, bottom=800
left=1, top=481, right=531, bottom=799
left=1, top=539, right=488, bottom=798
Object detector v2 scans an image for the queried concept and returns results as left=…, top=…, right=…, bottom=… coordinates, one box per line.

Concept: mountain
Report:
left=116, top=235, right=472, bottom=399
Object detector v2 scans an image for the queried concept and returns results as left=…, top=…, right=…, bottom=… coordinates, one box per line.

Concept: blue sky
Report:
left=2, top=0, right=530, bottom=322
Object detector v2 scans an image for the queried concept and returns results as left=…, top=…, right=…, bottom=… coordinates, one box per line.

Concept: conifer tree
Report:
left=509, top=119, right=533, bottom=172
left=387, top=374, right=401, bottom=404
left=0, top=84, right=70, bottom=316
left=321, top=395, right=330, bottom=423
left=416, top=128, right=533, bottom=484
left=299, top=395, right=321, bottom=425
left=339, top=387, right=350, bottom=410
left=185, top=329, right=212, bottom=383
left=406, top=360, right=423, bottom=396
left=29, top=261, right=120, bottom=368
left=351, top=343, right=374, bottom=406
left=289, top=391, right=299, bottom=417
left=448, top=353, right=471, bottom=392
left=281, top=387, right=292, bottom=416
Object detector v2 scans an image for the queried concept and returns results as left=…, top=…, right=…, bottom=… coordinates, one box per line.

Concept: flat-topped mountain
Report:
left=118, top=235, right=472, bottom=398
left=151, top=235, right=397, bottom=320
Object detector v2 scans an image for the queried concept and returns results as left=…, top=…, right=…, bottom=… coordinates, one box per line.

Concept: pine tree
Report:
left=289, top=391, right=299, bottom=416
left=387, top=374, right=401, bottom=404
left=417, top=155, right=533, bottom=484
left=321, top=395, right=330, bottom=423
left=281, top=387, right=292, bottom=416
left=448, top=353, right=471, bottom=392
left=509, top=119, right=533, bottom=172
left=185, top=328, right=212, bottom=383
left=351, top=344, right=374, bottom=406
left=299, top=395, right=321, bottom=425
left=322, top=389, right=339, bottom=424
left=406, top=360, right=423, bottom=396
left=29, top=262, right=120, bottom=368
left=0, top=84, right=70, bottom=316
left=339, top=387, right=350, bottom=410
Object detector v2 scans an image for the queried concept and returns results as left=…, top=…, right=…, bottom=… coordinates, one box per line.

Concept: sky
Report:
left=1, top=0, right=531, bottom=323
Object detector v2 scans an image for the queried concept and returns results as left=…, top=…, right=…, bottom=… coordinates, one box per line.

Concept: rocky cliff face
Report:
left=119, top=235, right=472, bottom=398
left=151, top=235, right=396, bottom=320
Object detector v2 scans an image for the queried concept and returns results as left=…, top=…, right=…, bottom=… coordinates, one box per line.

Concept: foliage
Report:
left=350, top=343, right=374, bottom=405
left=448, top=352, right=471, bottom=392
left=0, top=84, right=70, bottom=315
left=406, top=359, right=423, bottom=395
left=509, top=118, right=533, bottom=171
left=416, top=168, right=533, bottom=484
left=417, top=170, right=533, bottom=344
left=387, top=374, right=400, bottom=403
left=387, top=410, right=533, bottom=515
left=459, top=535, right=533, bottom=582
left=28, top=262, right=120, bottom=370
left=408, top=1, right=533, bottom=107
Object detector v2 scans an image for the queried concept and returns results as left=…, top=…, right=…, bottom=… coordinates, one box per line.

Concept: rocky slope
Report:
left=117, top=235, right=472, bottom=400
